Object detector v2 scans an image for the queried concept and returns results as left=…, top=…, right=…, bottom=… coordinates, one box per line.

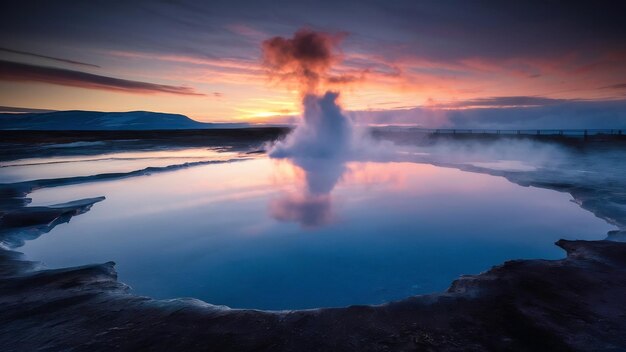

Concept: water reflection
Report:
left=20, top=156, right=613, bottom=309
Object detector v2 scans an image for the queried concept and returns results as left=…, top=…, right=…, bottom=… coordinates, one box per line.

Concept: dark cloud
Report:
left=350, top=99, right=626, bottom=129
left=0, top=106, right=56, bottom=113
left=0, top=47, right=100, bottom=68
left=0, top=60, right=204, bottom=96
left=372, top=1, right=626, bottom=61
left=601, top=83, right=626, bottom=90
left=444, top=100, right=626, bottom=129
left=433, top=96, right=571, bottom=108
left=1, top=1, right=623, bottom=65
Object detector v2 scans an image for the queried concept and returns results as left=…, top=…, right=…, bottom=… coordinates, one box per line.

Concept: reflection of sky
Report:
left=20, top=157, right=614, bottom=310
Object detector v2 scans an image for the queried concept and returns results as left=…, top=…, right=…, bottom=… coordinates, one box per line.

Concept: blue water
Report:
left=17, top=154, right=613, bottom=310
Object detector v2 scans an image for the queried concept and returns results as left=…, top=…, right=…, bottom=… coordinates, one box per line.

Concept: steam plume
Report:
left=262, top=29, right=343, bottom=93
left=263, top=29, right=376, bottom=227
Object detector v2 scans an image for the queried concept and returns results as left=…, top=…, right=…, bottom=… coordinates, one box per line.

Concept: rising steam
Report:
left=271, top=91, right=353, bottom=159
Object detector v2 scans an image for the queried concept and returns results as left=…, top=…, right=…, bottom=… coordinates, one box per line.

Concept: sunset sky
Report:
left=1, top=0, right=625, bottom=127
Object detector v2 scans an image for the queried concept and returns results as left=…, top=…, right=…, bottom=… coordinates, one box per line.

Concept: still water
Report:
left=16, top=152, right=613, bottom=310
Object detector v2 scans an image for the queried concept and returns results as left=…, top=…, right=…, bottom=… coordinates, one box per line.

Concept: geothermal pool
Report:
left=14, top=151, right=613, bottom=310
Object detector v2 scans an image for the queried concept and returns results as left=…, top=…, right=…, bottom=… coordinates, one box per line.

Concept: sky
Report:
left=1, top=0, right=625, bottom=128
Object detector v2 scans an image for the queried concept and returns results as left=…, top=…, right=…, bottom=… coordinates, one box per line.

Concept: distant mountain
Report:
left=0, top=110, right=248, bottom=130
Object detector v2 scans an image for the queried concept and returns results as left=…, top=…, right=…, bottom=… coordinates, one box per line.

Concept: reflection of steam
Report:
left=299, top=158, right=346, bottom=195
left=269, top=193, right=333, bottom=228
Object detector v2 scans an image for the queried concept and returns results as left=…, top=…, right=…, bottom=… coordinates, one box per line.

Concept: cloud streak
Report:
left=0, top=47, right=100, bottom=68
left=0, top=60, right=204, bottom=96
left=601, top=83, right=626, bottom=90
left=0, top=105, right=57, bottom=113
